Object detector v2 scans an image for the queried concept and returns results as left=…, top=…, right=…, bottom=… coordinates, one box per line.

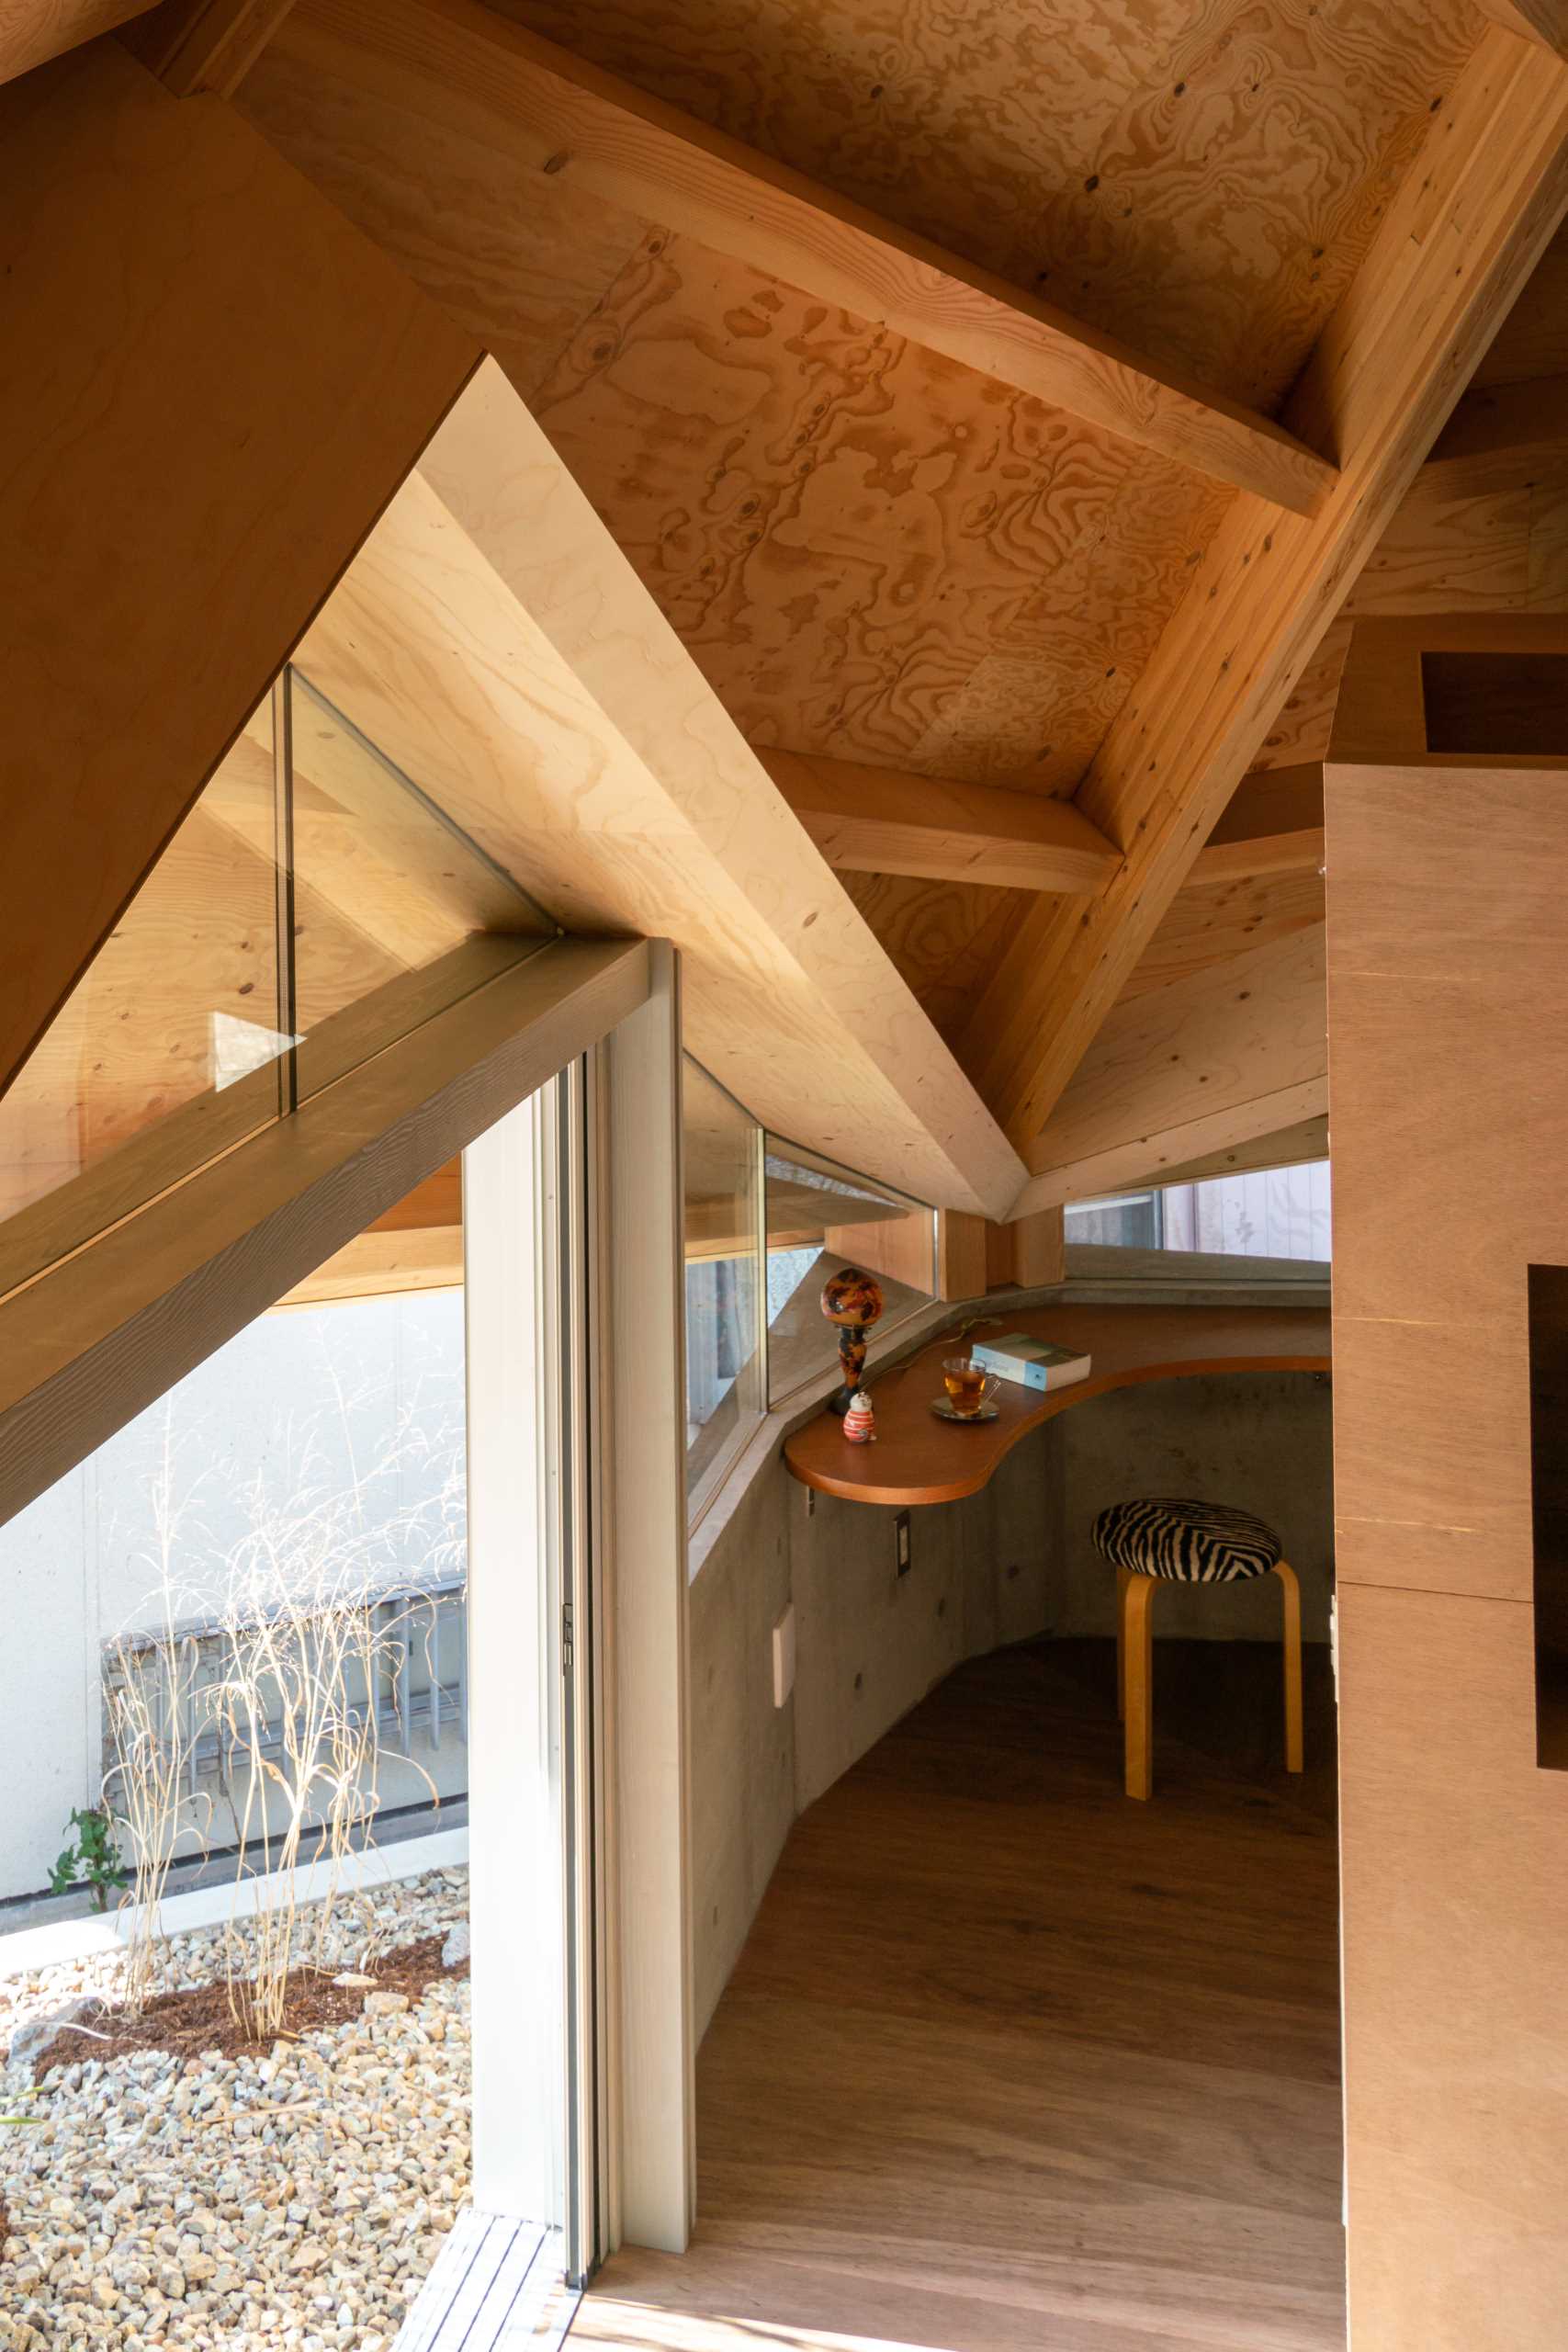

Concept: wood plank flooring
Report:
left=580, top=1635, right=1345, bottom=2352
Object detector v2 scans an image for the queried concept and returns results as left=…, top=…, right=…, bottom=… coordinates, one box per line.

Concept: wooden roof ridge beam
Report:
left=960, top=25, right=1568, bottom=1155
left=761, top=748, right=1122, bottom=895
left=298, top=0, right=1337, bottom=517
left=1190, top=762, right=1325, bottom=884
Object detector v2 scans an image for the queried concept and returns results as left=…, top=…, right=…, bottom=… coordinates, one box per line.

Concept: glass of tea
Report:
left=942, top=1356, right=999, bottom=1417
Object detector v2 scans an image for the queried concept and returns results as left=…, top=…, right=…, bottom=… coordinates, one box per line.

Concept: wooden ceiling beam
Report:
left=120, top=0, right=296, bottom=96
left=297, top=361, right=1025, bottom=1217
left=1190, top=763, right=1325, bottom=885
left=761, top=750, right=1121, bottom=897
left=1421, top=371, right=1568, bottom=492
left=962, top=26, right=1568, bottom=1157
left=296, top=0, right=1337, bottom=517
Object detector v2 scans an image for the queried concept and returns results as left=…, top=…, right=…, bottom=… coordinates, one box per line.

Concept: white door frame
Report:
left=460, top=942, right=694, bottom=2265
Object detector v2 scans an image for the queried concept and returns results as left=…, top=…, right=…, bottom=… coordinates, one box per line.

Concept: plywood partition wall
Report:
left=1327, top=747, right=1568, bottom=2347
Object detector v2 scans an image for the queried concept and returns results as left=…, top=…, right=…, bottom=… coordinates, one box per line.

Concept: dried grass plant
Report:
left=99, top=1343, right=465, bottom=2035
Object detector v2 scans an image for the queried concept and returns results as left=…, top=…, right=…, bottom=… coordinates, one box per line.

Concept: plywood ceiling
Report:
left=225, top=0, right=1568, bottom=1201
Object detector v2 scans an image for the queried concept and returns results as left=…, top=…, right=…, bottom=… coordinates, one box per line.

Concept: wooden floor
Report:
left=579, top=1636, right=1345, bottom=2352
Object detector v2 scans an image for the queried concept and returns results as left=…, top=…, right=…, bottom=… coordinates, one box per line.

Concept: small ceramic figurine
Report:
left=841, top=1389, right=876, bottom=1444
left=820, top=1265, right=886, bottom=1416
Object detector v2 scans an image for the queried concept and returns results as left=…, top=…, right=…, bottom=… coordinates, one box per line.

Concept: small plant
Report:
left=49, top=1806, right=126, bottom=1914
left=1, top=2091, right=41, bottom=2129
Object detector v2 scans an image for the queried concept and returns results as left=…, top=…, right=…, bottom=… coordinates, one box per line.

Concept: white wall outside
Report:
left=0, top=1287, right=466, bottom=1904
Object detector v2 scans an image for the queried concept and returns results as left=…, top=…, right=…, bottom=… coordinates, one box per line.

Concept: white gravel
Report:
left=0, top=1865, right=470, bottom=2351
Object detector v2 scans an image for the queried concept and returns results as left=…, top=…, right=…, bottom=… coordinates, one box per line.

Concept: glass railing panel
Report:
left=286, top=673, right=556, bottom=1097
left=764, top=1136, right=935, bottom=1405
left=0, top=693, right=288, bottom=1297
left=683, top=1060, right=763, bottom=1513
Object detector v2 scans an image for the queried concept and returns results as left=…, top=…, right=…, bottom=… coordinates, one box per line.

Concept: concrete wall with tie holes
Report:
left=688, top=1368, right=1333, bottom=2036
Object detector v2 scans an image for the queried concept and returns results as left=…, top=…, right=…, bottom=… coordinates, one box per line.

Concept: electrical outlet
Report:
left=895, top=1510, right=912, bottom=1577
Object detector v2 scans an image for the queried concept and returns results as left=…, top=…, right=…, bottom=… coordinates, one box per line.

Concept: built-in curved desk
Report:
left=784, top=1301, right=1331, bottom=1507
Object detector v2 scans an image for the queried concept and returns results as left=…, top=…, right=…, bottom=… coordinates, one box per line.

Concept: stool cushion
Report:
left=1093, top=1498, right=1282, bottom=1583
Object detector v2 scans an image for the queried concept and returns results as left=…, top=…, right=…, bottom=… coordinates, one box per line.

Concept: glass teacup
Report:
left=942, top=1356, right=999, bottom=1418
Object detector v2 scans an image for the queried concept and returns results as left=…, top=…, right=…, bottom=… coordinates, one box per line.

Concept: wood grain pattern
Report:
left=1146, top=1114, right=1330, bottom=1190
left=287, top=0, right=1342, bottom=513
left=119, top=0, right=294, bottom=93
left=492, top=0, right=1473, bottom=415
left=960, top=33, right=1568, bottom=1154
left=763, top=748, right=1120, bottom=894
left=1338, top=1587, right=1568, bottom=2351
left=1021, top=925, right=1327, bottom=1209
left=1472, top=0, right=1568, bottom=55
left=582, top=1632, right=1344, bottom=2351
left=785, top=1300, right=1329, bottom=1507
left=0, top=40, right=476, bottom=1110
left=300, top=362, right=1024, bottom=1214
left=0, top=0, right=154, bottom=84
left=1192, top=762, right=1325, bottom=885
left=1121, top=868, right=1326, bottom=1000
left=1329, top=743, right=1568, bottom=2342
left=273, top=1222, right=462, bottom=1307
left=1326, top=755, right=1568, bottom=1601
left=0, top=939, right=649, bottom=1528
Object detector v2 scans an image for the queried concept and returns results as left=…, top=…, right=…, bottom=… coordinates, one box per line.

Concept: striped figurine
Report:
left=841, top=1389, right=876, bottom=1444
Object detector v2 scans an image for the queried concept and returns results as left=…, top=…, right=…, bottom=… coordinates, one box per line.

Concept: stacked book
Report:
left=970, top=1331, right=1091, bottom=1393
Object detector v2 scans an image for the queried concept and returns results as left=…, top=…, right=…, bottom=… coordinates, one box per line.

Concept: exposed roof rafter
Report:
left=761, top=751, right=1121, bottom=896
left=298, top=0, right=1339, bottom=515
left=963, top=24, right=1568, bottom=1159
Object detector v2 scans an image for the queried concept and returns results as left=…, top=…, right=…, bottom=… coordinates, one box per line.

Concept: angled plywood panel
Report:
left=0, top=0, right=157, bottom=85
left=1014, top=923, right=1327, bottom=1216
left=296, top=362, right=1024, bottom=1216
left=0, top=39, right=477, bottom=1104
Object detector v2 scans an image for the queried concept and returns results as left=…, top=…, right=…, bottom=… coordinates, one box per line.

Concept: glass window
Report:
left=0, top=670, right=558, bottom=1306
left=1065, top=1159, right=1332, bottom=1263
left=0, top=692, right=289, bottom=1293
left=764, top=1138, right=935, bottom=1405
left=286, top=672, right=556, bottom=1097
left=683, top=1060, right=762, bottom=1514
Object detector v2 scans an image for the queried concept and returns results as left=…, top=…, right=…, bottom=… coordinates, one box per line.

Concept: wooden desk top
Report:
left=784, top=1301, right=1331, bottom=1507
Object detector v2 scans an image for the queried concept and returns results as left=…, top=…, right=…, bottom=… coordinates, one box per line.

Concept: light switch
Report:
left=772, top=1604, right=795, bottom=1708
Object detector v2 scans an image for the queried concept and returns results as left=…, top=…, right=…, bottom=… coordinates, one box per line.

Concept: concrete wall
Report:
left=688, top=1367, right=1333, bottom=2037
left=0, top=1289, right=467, bottom=1903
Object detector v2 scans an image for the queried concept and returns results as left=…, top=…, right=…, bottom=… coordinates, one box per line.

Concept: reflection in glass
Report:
left=683, top=1061, right=762, bottom=1511
left=0, top=669, right=560, bottom=1305
left=764, top=1138, right=935, bottom=1405
left=285, top=673, right=555, bottom=1095
left=0, top=691, right=288, bottom=1283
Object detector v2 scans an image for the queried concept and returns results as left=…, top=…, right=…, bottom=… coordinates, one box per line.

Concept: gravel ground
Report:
left=0, top=1866, right=470, bottom=2351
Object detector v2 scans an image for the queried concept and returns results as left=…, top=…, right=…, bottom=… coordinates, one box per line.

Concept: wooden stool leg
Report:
left=1274, top=1560, right=1303, bottom=1773
left=1122, top=1573, right=1156, bottom=1800
left=1116, top=1566, right=1130, bottom=1719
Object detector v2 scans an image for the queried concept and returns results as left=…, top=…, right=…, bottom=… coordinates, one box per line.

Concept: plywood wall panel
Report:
left=0, top=39, right=476, bottom=1105
left=1338, top=1584, right=1568, bottom=2352
left=1330, top=747, right=1568, bottom=2344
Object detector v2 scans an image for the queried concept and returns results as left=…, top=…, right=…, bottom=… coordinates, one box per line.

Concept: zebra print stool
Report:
left=1091, top=1498, right=1303, bottom=1801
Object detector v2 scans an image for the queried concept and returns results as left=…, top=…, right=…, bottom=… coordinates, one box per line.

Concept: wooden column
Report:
left=1329, top=710, right=1568, bottom=2342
